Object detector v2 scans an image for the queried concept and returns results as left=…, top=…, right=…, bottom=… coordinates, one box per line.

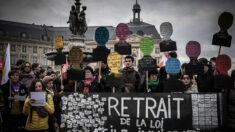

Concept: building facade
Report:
left=0, top=1, right=162, bottom=71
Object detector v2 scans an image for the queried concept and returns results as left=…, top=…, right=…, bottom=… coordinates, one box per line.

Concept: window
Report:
left=155, top=48, right=160, bottom=54
left=42, top=57, right=47, bottom=65
left=86, top=48, right=90, bottom=52
left=43, top=48, right=47, bottom=54
left=11, top=55, right=16, bottom=65
left=22, top=45, right=27, bottom=53
left=20, top=32, right=27, bottom=38
left=33, top=46, right=37, bottom=53
left=0, top=44, right=3, bottom=51
left=42, top=35, right=48, bottom=41
left=32, top=56, right=37, bottom=63
left=11, top=45, right=16, bottom=51
left=156, top=57, right=160, bottom=64
left=22, top=55, right=27, bottom=60
left=0, top=29, right=6, bottom=36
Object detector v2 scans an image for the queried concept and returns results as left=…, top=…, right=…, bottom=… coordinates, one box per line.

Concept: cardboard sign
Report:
left=165, top=58, right=181, bottom=74
left=116, top=23, right=129, bottom=43
left=54, top=36, right=64, bottom=49
left=139, top=37, right=154, bottom=56
left=114, top=42, right=131, bottom=55
left=160, top=40, right=177, bottom=52
left=160, top=22, right=173, bottom=40
left=216, top=54, right=231, bottom=75
left=138, top=56, right=157, bottom=71
left=60, top=93, right=223, bottom=131
left=67, top=69, right=84, bottom=80
left=212, top=12, right=233, bottom=47
left=107, top=52, right=122, bottom=74
left=54, top=53, right=66, bottom=65
left=95, top=27, right=109, bottom=46
left=186, top=41, right=201, bottom=58
left=92, top=47, right=110, bottom=62
left=185, top=62, right=204, bottom=77
left=163, top=78, right=184, bottom=92
left=69, top=46, right=83, bottom=70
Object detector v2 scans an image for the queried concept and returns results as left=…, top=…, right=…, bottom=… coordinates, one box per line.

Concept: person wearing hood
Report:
left=141, top=70, right=163, bottom=92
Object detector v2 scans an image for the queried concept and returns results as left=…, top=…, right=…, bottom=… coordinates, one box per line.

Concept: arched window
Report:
left=20, top=32, right=27, bottom=38
left=137, top=30, right=144, bottom=36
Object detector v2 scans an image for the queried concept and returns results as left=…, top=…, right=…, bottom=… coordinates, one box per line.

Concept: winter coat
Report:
left=23, top=94, right=54, bottom=131
left=0, top=80, right=27, bottom=114
left=120, top=67, right=141, bottom=92
left=20, top=71, right=35, bottom=89
left=228, top=87, right=235, bottom=129
left=197, top=70, right=214, bottom=92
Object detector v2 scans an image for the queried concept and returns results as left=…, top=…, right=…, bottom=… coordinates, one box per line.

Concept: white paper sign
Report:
left=14, top=95, right=27, bottom=101
left=30, top=92, right=46, bottom=106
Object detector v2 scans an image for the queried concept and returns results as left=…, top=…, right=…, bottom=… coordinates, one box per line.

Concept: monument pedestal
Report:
left=68, top=35, right=85, bottom=50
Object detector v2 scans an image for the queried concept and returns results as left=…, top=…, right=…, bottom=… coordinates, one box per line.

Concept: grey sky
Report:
left=0, top=0, right=235, bottom=70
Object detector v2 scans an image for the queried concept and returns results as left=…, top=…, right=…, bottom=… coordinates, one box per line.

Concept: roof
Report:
left=0, top=19, right=161, bottom=41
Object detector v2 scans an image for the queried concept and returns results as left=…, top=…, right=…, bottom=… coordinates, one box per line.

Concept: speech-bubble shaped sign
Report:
left=54, top=36, right=64, bottom=49
left=165, top=58, right=181, bottom=74
left=107, top=52, right=122, bottom=74
left=186, top=41, right=201, bottom=58
left=140, top=37, right=154, bottom=56
left=95, top=27, right=109, bottom=46
left=160, top=22, right=173, bottom=40
left=218, top=12, right=233, bottom=31
left=116, top=23, right=129, bottom=43
left=69, top=46, right=83, bottom=70
left=216, top=54, right=231, bottom=75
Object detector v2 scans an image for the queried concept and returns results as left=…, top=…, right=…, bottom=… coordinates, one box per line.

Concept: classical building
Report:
left=0, top=1, right=162, bottom=71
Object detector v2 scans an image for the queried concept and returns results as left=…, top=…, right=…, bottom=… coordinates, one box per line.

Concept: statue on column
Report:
left=67, top=0, right=87, bottom=36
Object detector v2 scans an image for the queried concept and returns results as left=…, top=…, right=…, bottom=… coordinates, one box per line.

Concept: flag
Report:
left=0, top=55, right=4, bottom=71
left=158, top=52, right=168, bottom=67
left=1, top=44, right=11, bottom=85
left=62, top=57, right=68, bottom=79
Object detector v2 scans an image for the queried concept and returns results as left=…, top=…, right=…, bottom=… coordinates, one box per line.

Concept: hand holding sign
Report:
left=165, top=58, right=181, bottom=74
left=216, top=54, right=231, bottom=76
left=114, top=23, right=131, bottom=55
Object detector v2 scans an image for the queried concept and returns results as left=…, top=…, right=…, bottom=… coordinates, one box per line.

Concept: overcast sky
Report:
left=0, top=0, right=235, bottom=71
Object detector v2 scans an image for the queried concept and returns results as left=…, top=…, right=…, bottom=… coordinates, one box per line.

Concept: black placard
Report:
left=54, top=53, right=66, bottom=65
left=185, top=59, right=204, bottom=77
left=212, top=32, right=232, bottom=47
left=160, top=40, right=177, bottom=52
left=138, top=56, right=157, bottom=71
left=163, top=78, right=184, bottom=92
left=214, top=75, right=233, bottom=90
left=60, top=93, right=223, bottom=131
left=114, top=42, right=132, bottom=55
left=92, top=46, right=110, bottom=62
left=67, top=68, right=84, bottom=80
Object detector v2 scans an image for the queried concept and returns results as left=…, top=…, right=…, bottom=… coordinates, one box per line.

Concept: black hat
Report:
left=84, top=66, right=94, bottom=75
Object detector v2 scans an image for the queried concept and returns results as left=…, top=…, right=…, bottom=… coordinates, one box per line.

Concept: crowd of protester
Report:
left=0, top=51, right=235, bottom=132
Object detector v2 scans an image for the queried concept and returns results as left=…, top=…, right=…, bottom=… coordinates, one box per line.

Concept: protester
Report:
left=228, top=70, right=235, bottom=130
left=0, top=70, right=27, bottom=132
left=32, top=63, right=41, bottom=79
left=23, top=79, right=54, bottom=132
left=20, top=62, right=35, bottom=90
left=43, top=76, right=60, bottom=132
left=181, top=74, right=198, bottom=93
left=77, top=66, right=102, bottom=92
left=95, top=61, right=111, bottom=92
left=121, top=55, right=141, bottom=92
left=197, top=58, right=214, bottom=92
left=141, top=70, right=163, bottom=92
left=46, top=67, right=53, bottom=76
left=16, top=59, right=26, bottom=71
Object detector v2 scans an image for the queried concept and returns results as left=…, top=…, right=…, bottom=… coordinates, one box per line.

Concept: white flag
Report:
left=1, top=43, right=11, bottom=85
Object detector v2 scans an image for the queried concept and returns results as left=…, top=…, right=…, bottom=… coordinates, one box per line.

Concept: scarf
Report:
left=83, top=77, right=95, bottom=93
left=11, top=81, right=21, bottom=93
left=148, top=79, right=159, bottom=87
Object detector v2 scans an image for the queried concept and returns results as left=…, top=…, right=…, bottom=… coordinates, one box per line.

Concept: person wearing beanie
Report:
left=77, top=66, right=102, bottom=92
left=141, top=69, right=163, bottom=92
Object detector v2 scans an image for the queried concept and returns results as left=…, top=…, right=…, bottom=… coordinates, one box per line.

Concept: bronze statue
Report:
left=67, top=0, right=87, bottom=36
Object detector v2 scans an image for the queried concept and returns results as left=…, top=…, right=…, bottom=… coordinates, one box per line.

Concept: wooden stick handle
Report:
left=98, top=61, right=102, bottom=83
left=112, top=87, right=115, bottom=93
left=146, top=71, right=148, bottom=92
left=218, top=46, right=221, bottom=56
left=60, top=65, right=63, bottom=90
left=74, top=80, right=77, bottom=92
